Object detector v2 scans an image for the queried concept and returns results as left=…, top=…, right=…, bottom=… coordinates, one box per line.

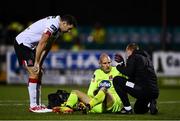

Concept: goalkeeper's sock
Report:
left=28, top=78, right=39, bottom=107
left=89, top=90, right=105, bottom=108
left=66, top=91, right=78, bottom=108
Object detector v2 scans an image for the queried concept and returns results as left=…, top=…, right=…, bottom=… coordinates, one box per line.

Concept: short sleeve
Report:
left=44, top=17, right=59, bottom=35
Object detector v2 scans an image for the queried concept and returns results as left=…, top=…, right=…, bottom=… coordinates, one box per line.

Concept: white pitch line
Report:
left=0, top=100, right=48, bottom=103
left=0, top=100, right=29, bottom=102
left=0, top=104, right=24, bottom=106
left=159, top=101, right=180, bottom=104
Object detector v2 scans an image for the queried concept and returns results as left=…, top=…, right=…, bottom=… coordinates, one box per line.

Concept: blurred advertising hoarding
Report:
left=153, top=51, right=180, bottom=77
left=7, top=50, right=180, bottom=85
left=7, top=50, right=121, bottom=85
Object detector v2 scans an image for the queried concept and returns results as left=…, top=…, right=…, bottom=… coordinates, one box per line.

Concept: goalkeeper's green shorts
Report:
left=89, top=94, right=122, bottom=113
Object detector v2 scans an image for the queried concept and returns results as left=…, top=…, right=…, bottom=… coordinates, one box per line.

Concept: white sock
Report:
left=28, top=82, right=38, bottom=107
left=124, top=106, right=132, bottom=111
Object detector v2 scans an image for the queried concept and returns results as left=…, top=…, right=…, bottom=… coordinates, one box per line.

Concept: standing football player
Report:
left=14, top=15, right=77, bottom=113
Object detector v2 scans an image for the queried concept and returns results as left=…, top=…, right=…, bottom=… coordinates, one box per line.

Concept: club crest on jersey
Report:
left=109, top=75, right=113, bottom=81
left=98, top=80, right=111, bottom=89
left=91, top=74, right=96, bottom=82
left=50, top=25, right=57, bottom=32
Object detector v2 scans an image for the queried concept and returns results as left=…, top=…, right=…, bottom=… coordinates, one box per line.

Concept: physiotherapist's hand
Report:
left=114, top=53, right=124, bottom=66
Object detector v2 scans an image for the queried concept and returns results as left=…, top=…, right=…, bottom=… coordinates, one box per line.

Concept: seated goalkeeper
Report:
left=53, top=53, right=126, bottom=114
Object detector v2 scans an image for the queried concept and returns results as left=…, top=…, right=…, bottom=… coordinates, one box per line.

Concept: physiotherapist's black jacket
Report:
left=116, top=49, right=159, bottom=96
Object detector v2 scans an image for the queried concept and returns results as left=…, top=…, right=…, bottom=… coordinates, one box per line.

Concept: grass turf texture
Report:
left=0, top=85, right=180, bottom=120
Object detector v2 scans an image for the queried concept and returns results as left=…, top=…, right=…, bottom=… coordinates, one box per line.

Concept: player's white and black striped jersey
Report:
left=16, top=16, right=60, bottom=50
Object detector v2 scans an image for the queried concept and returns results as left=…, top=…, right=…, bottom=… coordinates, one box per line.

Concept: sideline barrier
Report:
left=7, top=50, right=121, bottom=85
left=7, top=50, right=180, bottom=86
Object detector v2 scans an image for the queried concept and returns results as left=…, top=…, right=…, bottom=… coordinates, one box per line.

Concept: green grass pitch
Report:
left=0, top=85, right=180, bottom=120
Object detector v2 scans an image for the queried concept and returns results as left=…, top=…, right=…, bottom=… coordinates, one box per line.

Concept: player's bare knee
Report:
left=26, top=66, right=40, bottom=76
left=100, top=87, right=107, bottom=93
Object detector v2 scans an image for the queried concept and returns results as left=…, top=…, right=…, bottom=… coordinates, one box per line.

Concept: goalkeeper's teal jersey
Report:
left=87, top=66, right=124, bottom=98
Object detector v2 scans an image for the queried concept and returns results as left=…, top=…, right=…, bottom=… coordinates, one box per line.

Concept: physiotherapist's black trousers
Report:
left=113, top=76, right=158, bottom=114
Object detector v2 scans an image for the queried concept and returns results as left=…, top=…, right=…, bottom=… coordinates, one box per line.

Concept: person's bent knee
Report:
left=99, top=87, right=107, bottom=93
left=113, top=76, right=126, bottom=87
left=112, top=76, right=119, bottom=85
left=26, top=65, right=41, bottom=78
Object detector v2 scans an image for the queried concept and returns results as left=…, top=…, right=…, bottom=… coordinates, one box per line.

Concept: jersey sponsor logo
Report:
left=98, top=80, right=111, bottom=89
left=50, top=24, right=57, bottom=32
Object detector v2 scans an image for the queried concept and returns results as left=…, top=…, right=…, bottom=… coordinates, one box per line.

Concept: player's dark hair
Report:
left=61, top=14, right=77, bottom=27
left=126, top=43, right=139, bottom=51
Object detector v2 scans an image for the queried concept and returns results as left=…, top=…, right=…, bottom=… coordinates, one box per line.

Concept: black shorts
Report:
left=14, top=40, right=36, bottom=67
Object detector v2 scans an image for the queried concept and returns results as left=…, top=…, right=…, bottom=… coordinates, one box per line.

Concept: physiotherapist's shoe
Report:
left=119, top=107, right=133, bottom=114
left=149, top=100, right=158, bottom=115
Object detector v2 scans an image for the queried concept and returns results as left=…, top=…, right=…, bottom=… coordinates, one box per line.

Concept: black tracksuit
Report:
left=113, top=49, right=159, bottom=114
